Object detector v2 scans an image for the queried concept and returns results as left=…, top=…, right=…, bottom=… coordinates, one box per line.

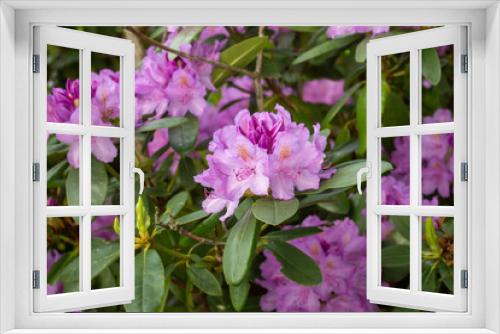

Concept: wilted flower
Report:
left=258, top=216, right=378, bottom=312
left=195, top=105, right=330, bottom=221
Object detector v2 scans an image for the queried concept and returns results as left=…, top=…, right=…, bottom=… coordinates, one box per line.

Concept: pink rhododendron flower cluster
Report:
left=302, top=79, right=346, bottom=105
left=47, top=70, right=120, bottom=168
left=258, top=215, right=378, bottom=312
left=194, top=105, right=332, bottom=221
left=326, top=26, right=389, bottom=39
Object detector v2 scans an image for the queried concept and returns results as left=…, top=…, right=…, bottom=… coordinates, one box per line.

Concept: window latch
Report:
left=356, top=162, right=371, bottom=195
left=130, top=163, right=145, bottom=195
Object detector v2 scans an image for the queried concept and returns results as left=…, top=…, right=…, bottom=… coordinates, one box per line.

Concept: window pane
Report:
left=91, top=52, right=121, bottom=127
left=91, top=137, right=120, bottom=205
left=380, top=137, right=409, bottom=205
left=47, top=45, right=80, bottom=124
left=47, top=216, right=80, bottom=294
left=381, top=215, right=410, bottom=290
left=421, top=133, right=454, bottom=206
left=421, top=45, right=454, bottom=124
left=380, top=52, right=410, bottom=127
left=47, top=133, right=81, bottom=206
left=91, top=216, right=120, bottom=290
left=421, top=216, right=454, bottom=294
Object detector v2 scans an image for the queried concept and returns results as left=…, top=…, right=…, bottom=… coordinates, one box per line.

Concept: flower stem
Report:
left=254, top=26, right=265, bottom=111
left=125, top=27, right=257, bottom=79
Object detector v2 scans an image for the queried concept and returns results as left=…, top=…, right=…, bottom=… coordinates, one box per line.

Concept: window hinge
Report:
left=32, top=270, right=40, bottom=289
left=461, top=54, right=468, bottom=73
left=32, top=162, right=40, bottom=182
left=32, top=54, right=40, bottom=73
left=461, top=269, right=468, bottom=289
left=461, top=162, right=468, bottom=182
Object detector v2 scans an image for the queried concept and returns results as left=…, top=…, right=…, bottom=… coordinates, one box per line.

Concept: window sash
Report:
left=366, top=26, right=468, bottom=312
left=32, top=26, right=136, bottom=313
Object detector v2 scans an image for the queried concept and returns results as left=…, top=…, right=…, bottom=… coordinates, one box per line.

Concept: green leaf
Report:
left=223, top=210, right=258, bottom=285
left=66, top=168, right=79, bottom=206
left=321, top=82, right=363, bottom=128
left=382, top=91, right=409, bottom=127
left=356, top=85, right=367, bottom=156
left=178, top=158, right=197, bottom=190
left=47, top=253, right=76, bottom=285
left=167, top=26, right=203, bottom=59
left=264, top=227, right=322, bottom=242
left=137, top=117, right=188, bottom=133
left=438, top=262, right=453, bottom=292
left=355, top=37, right=370, bottom=63
left=229, top=280, right=250, bottom=311
left=91, top=158, right=109, bottom=205
left=326, top=139, right=359, bottom=165
left=59, top=240, right=120, bottom=293
left=292, top=34, right=359, bottom=65
left=265, top=241, right=322, bottom=286
left=299, top=188, right=349, bottom=208
left=422, top=47, right=441, bottom=86
left=168, top=117, right=199, bottom=153
left=317, top=192, right=350, bottom=214
left=166, top=191, right=189, bottom=217
left=312, top=159, right=392, bottom=193
left=422, top=262, right=438, bottom=292
left=288, top=26, right=321, bottom=33
left=176, top=210, right=209, bottom=225
left=381, top=244, right=410, bottom=268
left=47, top=160, right=68, bottom=185
left=251, top=198, right=299, bottom=226
left=235, top=198, right=254, bottom=220
left=179, top=213, right=220, bottom=248
left=212, top=36, right=271, bottom=87
left=187, top=265, right=222, bottom=297
left=125, top=249, right=165, bottom=312
left=391, top=215, right=410, bottom=240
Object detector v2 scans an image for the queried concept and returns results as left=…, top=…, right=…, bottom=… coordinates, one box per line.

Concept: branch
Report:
left=125, top=27, right=257, bottom=79
left=158, top=222, right=224, bottom=246
left=254, top=26, right=265, bottom=111
left=265, top=78, right=298, bottom=113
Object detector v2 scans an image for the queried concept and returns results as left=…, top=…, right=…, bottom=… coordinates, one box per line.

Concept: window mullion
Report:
left=80, top=48, right=92, bottom=293
left=409, top=48, right=421, bottom=293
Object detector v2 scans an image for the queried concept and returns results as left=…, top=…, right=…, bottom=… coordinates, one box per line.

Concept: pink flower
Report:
left=326, top=26, right=389, bottom=39
left=258, top=216, right=377, bottom=312
left=302, top=79, right=346, bottom=105
left=195, top=105, right=330, bottom=220
left=165, top=68, right=207, bottom=117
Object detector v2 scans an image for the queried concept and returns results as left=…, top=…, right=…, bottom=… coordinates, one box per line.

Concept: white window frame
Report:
left=0, top=1, right=499, bottom=333
left=32, top=26, right=136, bottom=312
left=365, top=26, right=468, bottom=312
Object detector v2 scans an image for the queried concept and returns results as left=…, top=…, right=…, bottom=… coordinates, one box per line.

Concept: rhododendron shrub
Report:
left=45, top=25, right=455, bottom=312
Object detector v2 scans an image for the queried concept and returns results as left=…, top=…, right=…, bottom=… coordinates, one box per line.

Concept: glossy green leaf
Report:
left=355, top=85, right=367, bottom=156
left=355, top=37, right=370, bottom=63
left=381, top=244, right=410, bottom=268
left=292, top=34, right=358, bottom=65
left=137, top=117, right=188, bottom=133
left=187, top=265, right=222, bottom=297
left=168, top=26, right=203, bottom=59
left=264, top=227, right=322, bottom=242
left=251, top=198, right=299, bottom=226
left=299, top=188, right=349, bottom=208
left=176, top=210, right=209, bottom=225
left=124, top=249, right=165, bottom=312
left=382, top=91, right=409, bottom=127
left=166, top=191, right=189, bottom=217
left=59, top=240, right=120, bottom=293
left=66, top=158, right=108, bottom=206
left=223, top=210, right=258, bottom=285
left=229, top=280, right=250, bottom=311
left=179, top=213, right=220, bottom=248
left=47, top=160, right=68, bottom=185
left=169, top=117, right=199, bottom=153
left=422, top=47, right=441, bottom=86
left=322, top=82, right=363, bottom=128
left=265, top=241, right=322, bottom=286
left=392, top=215, right=410, bottom=241
left=178, top=157, right=197, bottom=190
left=325, top=139, right=359, bottom=165
left=312, top=159, right=392, bottom=193
left=422, top=262, right=438, bottom=292
left=212, top=36, right=271, bottom=87
left=317, top=192, right=350, bottom=214
left=235, top=198, right=254, bottom=220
